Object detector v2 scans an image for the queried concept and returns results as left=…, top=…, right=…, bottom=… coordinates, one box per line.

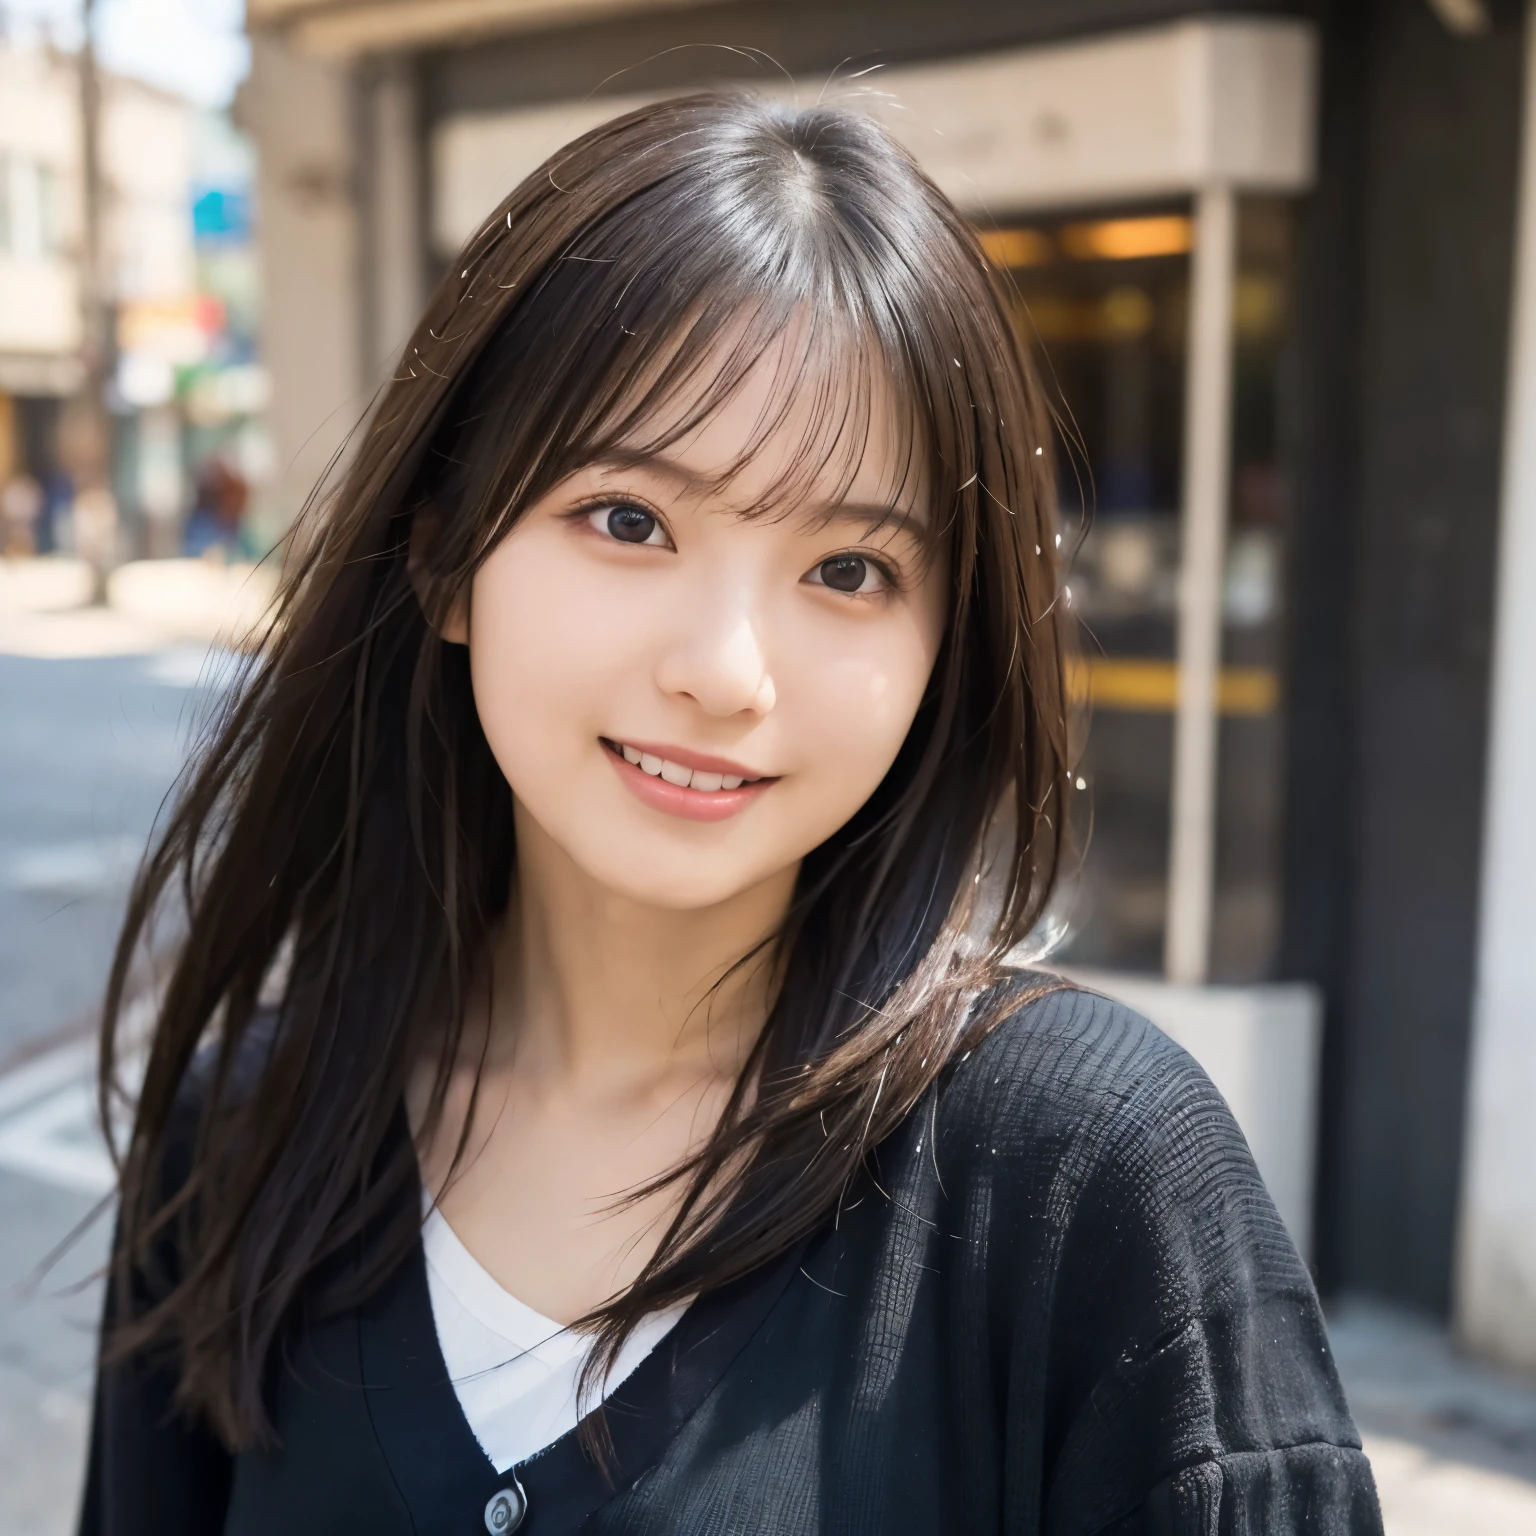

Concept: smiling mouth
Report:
left=600, top=738, right=772, bottom=794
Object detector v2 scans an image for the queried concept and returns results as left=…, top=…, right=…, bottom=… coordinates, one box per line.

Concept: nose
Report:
left=654, top=586, right=777, bottom=719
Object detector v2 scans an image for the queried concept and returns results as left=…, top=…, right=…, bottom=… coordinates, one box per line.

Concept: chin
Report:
left=576, top=847, right=777, bottom=912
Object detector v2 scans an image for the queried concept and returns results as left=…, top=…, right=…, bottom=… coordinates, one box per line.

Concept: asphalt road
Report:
left=0, top=648, right=221, bottom=1055
left=0, top=646, right=214, bottom=1535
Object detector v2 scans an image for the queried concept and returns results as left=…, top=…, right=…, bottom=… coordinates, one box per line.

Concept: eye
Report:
left=589, top=502, right=669, bottom=547
left=806, top=553, right=889, bottom=595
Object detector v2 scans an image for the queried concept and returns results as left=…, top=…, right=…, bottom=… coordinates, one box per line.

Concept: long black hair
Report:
left=101, top=90, right=1075, bottom=1447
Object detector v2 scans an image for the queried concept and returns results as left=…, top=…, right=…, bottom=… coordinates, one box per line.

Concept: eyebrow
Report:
left=588, top=449, right=930, bottom=542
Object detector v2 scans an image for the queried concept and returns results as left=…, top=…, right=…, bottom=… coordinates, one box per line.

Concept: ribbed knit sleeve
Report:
left=77, top=1073, right=234, bottom=1536
left=995, top=990, right=1382, bottom=1535
left=1120, top=1444, right=1384, bottom=1533
left=77, top=1226, right=236, bottom=1536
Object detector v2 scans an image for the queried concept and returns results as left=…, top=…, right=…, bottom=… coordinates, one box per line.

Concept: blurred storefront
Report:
left=0, top=40, right=88, bottom=555
left=0, top=35, right=269, bottom=563
left=241, top=0, right=1536, bottom=1372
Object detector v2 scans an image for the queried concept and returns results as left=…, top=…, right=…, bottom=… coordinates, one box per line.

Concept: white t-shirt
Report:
left=421, top=1206, right=689, bottom=1472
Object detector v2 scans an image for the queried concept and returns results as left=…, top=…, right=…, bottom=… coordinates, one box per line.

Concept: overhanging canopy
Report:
left=247, top=0, right=737, bottom=55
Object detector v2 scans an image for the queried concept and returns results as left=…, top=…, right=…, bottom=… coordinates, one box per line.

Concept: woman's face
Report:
left=455, top=340, right=948, bottom=912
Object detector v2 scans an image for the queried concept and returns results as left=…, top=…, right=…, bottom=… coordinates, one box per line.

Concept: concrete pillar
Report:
left=1164, top=181, right=1237, bottom=986
left=1457, top=0, right=1536, bottom=1373
left=240, top=29, right=364, bottom=537
left=358, top=55, right=426, bottom=386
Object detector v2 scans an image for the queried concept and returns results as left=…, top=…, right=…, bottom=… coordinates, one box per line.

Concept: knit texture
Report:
left=79, top=983, right=1382, bottom=1535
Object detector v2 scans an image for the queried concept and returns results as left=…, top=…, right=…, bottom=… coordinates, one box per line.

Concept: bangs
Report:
left=427, top=107, right=979, bottom=579
left=578, top=301, right=933, bottom=541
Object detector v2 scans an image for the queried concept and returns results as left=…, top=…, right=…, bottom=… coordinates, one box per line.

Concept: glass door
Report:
left=981, top=199, right=1295, bottom=980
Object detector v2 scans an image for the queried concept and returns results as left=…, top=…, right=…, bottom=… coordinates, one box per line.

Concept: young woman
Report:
left=80, top=94, right=1381, bottom=1535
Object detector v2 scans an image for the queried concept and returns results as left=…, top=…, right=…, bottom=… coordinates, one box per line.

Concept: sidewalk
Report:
left=0, top=555, right=276, bottom=659
left=1330, top=1297, right=1536, bottom=1534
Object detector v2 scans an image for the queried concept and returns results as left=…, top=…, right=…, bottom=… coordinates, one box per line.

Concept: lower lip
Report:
left=603, top=746, right=774, bottom=823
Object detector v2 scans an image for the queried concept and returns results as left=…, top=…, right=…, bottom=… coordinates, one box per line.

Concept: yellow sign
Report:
left=1067, top=657, right=1278, bottom=716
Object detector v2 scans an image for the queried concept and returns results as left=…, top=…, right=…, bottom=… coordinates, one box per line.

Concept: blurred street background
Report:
left=4, top=0, right=1536, bottom=1531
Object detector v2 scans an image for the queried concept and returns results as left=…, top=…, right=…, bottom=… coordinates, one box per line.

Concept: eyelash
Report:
left=804, top=549, right=901, bottom=597
left=569, top=494, right=673, bottom=546
left=568, top=495, right=905, bottom=595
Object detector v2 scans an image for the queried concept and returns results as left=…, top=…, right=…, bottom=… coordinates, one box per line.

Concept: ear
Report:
left=407, top=504, right=470, bottom=645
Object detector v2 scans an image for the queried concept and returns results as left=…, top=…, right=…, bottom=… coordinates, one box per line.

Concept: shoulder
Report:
left=933, top=977, right=1302, bottom=1288
left=903, top=981, right=1370, bottom=1523
left=938, top=975, right=1228, bottom=1164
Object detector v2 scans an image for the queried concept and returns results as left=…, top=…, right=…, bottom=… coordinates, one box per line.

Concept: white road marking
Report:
left=0, top=1040, right=95, bottom=1119
left=142, top=645, right=243, bottom=691
left=0, top=1034, right=145, bottom=1197
left=0, top=1082, right=115, bottom=1195
left=4, top=835, right=144, bottom=897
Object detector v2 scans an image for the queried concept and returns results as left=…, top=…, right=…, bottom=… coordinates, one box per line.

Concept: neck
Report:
left=485, top=803, right=796, bottom=1090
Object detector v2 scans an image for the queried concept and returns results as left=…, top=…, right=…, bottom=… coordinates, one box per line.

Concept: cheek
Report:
left=811, top=651, right=919, bottom=749
left=465, top=530, right=629, bottom=765
left=780, top=610, right=940, bottom=816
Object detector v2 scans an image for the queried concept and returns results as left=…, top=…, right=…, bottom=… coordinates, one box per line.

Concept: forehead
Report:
left=609, top=315, right=927, bottom=519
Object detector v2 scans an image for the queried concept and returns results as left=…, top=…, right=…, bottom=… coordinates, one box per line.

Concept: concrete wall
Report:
left=431, top=19, right=1315, bottom=256
left=1457, top=0, right=1536, bottom=1376
left=357, top=55, right=425, bottom=385
left=1286, top=0, right=1524, bottom=1321
left=240, top=30, right=364, bottom=533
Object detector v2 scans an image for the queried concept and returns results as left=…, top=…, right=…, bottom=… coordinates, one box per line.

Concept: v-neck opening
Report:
left=422, top=1205, right=576, bottom=1351
left=357, top=1124, right=811, bottom=1535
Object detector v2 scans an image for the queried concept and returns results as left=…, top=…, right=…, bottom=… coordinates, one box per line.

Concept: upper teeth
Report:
left=619, top=742, right=751, bottom=791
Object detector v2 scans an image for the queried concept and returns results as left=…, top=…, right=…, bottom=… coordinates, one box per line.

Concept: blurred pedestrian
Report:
left=35, top=469, right=73, bottom=554
left=72, top=486, right=119, bottom=584
left=182, top=456, right=249, bottom=559
left=0, top=473, right=43, bottom=556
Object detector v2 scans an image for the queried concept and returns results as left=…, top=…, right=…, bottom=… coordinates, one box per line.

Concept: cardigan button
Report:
left=483, top=1481, right=526, bottom=1534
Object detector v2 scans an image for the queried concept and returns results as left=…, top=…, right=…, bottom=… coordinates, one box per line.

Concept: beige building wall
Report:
left=104, top=84, right=195, bottom=304
left=239, top=30, right=365, bottom=533
left=0, top=45, right=85, bottom=388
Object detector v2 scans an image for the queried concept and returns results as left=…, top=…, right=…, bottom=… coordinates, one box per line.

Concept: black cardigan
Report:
left=78, top=984, right=1383, bottom=1535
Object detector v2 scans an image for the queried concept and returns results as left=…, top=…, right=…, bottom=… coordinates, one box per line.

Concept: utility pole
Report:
left=65, top=0, right=119, bottom=596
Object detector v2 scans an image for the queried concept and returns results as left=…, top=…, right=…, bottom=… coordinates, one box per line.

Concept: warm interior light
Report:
left=1066, top=657, right=1278, bottom=716
left=977, top=227, right=1054, bottom=268
left=1059, top=215, right=1193, bottom=261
